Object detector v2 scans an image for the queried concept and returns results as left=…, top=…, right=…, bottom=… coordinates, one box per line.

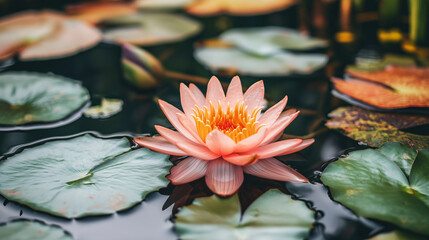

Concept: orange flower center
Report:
left=192, top=101, right=263, bottom=143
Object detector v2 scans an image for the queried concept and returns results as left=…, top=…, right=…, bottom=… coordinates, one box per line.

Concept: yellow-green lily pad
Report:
left=83, top=98, right=123, bottom=119
left=103, top=12, right=201, bottom=46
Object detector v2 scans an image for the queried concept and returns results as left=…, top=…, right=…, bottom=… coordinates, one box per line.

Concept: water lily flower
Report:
left=134, top=76, right=313, bottom=196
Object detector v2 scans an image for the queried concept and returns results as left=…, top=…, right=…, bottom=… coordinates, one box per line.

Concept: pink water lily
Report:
left=134, top=76, right=313, bottom=196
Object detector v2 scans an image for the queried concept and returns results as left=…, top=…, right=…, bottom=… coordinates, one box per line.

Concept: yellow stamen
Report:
left=192, top=101, right=262, bottom=143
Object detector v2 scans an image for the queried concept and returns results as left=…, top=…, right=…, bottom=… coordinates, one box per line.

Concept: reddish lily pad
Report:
left=326, top=106, right=429, bottom=150
left=0, top=134, right=172, bottom=218
left=186, top=0, right=297, bottom=16
left=332, top=66, right=429, bottom=109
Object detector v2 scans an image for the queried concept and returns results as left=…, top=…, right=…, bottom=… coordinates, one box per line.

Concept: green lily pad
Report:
left=103, top=12, right=201, bottom=45
left=175, top=189, right=314, bottom=239
left=220, top=27, right=328, bottom=56
left=0, top=220, right=72, bottom=240
left=0, top=72, right=90, bottom=125
left=83, top=98, right=123, bottom=119
left=347, top=54, right=416, bottom=73
left=326, top=106, right=429, bottom=150
left=194, top=47, right=327, bottom=76
left=368, top=230, right=426, bottom=240
left=0, top=134, right=172, bottom=218
left=321, top=143, right=429, bottom=235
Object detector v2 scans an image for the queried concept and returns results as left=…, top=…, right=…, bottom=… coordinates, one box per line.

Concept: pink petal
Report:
left=278, top=139, right=315, bottom=155
left=168, top=157, right=208, bottom=184
left=189, top=83, right=205, bottom=107
left=260, top=110, right=299, bottom=145
left=250, top=139, right=303, bottom=159
left=205, top=159, right=244, bottom=196
left=180, top=83, right=199, bottom=120
left=243, top=80, right=264, bottom=112
left=206, top=76, right=225, bottom=109
left=177, top=113, right=205, bottom=145
left=155, top=125, right=191, bottom=145
left=223, top=153, right=259, bottom=166
left=134, top=136, right=186, bottom=156
left=205, top=129, right=236, bottom=156
left=176, top=141, right=220, bottom=160
left=159, top=100, right=199, bottom=143
left=243, top=158, right=308, bottom=182
left=226, top=76, right=243, bottom=105
left=258, top=96, right=288, bottom=127
left=234, top=126, right=267, bottom=153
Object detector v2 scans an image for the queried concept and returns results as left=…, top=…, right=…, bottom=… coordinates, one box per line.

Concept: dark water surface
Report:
left=0, top=24, right=391, bottom=239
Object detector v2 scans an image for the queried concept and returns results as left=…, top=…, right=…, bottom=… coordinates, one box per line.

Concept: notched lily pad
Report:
left=220, top=27, right=327, bottom=55
left=0, top=220, right=72, bottom=240
left=326, top=106, right=429, bottom=149
left=83, top=98, right=123, bottom=119
left=321, top=143, right=429, bottom=235
left=102, top=13, right=201, bottom=45
left=0, top=72, right=90, bottom=126
left=194, top=47, right=327, bottom=76
left=175, top=189, right=314, bottom=240
left=0, top=134, right=172, bottom=218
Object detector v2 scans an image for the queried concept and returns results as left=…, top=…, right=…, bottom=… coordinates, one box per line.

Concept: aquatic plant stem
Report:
left=163, top=70, right=228, bottom=89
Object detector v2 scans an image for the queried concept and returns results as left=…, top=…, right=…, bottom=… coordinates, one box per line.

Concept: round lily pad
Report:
left=220, top=27, right=328, bottom=55
left=0, top=220, right=72, bottom=240
left=175, top=189, right=314, bottom=239
left=0, top=72, right=90, bottom=126
left=321, top=143, right=429, bottom=236
left=194, top=47, right=327, bottom=76
left=102, top=13, right=201, bottom=45
left=0, top=133, right=172, bottom=218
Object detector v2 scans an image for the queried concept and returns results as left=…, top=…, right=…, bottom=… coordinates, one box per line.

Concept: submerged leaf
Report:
left=186, top=0, right=297, bottom=16
left=220, top=27, right=327, bottom=55
left=103, top=13, right=201, bottom=45
left=321, top=143, right=429, bottom=235
left=326, top=106, right=429, bottom=150
left=0, top=72, right=90, bottom=125
left=332, top=66, right=429, bottom=109
left=195, top=47, right=327, bottom=76
left=175, top=189, right=314, bottom=239
left=0, top=220, right=72, bottom=240
left=83, top=98, right=123, bottom=119
left=0, top=134, right=172, bottom=218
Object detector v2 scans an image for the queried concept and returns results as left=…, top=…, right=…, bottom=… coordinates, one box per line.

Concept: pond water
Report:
left=0, top=6, right=403, bottom=239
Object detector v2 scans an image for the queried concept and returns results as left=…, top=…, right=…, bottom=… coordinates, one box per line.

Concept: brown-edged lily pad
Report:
left=0, top=134, right=172, bottom=218
left=326, top=106, right=429, bottom=150
left=186, top=0, right=297, bottom=16
left=102, top=13, right=201, bottom=46
left=332, top=66, right=429, bottom=109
